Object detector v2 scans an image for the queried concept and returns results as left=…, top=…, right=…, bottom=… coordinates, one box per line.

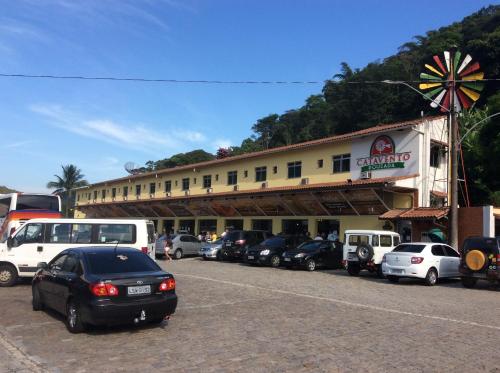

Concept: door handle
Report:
left=37, top=246, right=43, bottom=252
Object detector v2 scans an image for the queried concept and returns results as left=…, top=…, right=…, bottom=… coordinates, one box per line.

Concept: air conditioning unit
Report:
left=233, top=185, right=239, bottom=191
left=261, top=181, right=268, bottom=188
left=165, top=192, right=171, bottom=197
left=301, top=178, right=309, bottom=185
left=206, top=187, right=213, bottom=194
left=360, top=171, right=372, bottom=179
left=112, top=197, right=115, bottom=201
left=149, top=193, right=155, bottom=198
left=136, top=195, right=140, bottom=200
left=123, top=196, right=128, bottom=201
left=184, top=190, right=190, bottom=196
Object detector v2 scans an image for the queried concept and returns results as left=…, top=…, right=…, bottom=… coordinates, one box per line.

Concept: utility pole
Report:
left=449, top=50, right=458, bottom=248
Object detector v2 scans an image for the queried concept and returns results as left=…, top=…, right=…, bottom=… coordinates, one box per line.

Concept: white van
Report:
left=0, top=218, right=156, bottom=286
left=344, top=230, right=400, bottom=278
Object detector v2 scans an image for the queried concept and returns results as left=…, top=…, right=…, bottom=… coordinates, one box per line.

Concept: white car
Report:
left=382, top=242, right=461, bottom=286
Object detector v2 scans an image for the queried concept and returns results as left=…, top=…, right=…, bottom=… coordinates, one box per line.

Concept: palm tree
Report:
left=47, top=165, right=89, bottom=217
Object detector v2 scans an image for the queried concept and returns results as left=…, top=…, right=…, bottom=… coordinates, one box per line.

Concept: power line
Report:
left=0, top=73, right=497, bottom=85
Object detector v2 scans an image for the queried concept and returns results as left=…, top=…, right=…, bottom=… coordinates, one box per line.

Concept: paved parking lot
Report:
left=0, top=258, right=499, bottom=372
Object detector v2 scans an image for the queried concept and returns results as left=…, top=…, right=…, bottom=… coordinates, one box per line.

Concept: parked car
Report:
left=155, top=234, right=202, bottom=259
left=459, top=236, right=500, bottom=288
left=245, top=235, right=309, bottom=267
left=282, top=240, right=343, bottom=271
left=0, top=218, right=156, bottom=287
left=344, top=230, right=400, bottom=278
left=382, top=242, right=460, bottom=286
left=199, top=238, right=223, bottom=260
left=32, top=247, right=178, bottom=333
left=219, top=230, right=273, bottom=261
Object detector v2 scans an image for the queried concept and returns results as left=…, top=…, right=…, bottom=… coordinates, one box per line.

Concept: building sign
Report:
left=357, top=135, right=411, bottom=172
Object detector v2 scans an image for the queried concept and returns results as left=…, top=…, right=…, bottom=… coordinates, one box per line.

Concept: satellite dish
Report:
left=124, top=162, right=142, bottom=175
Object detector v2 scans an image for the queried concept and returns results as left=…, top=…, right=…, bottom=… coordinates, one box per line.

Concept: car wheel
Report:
left=32, top=284, right=44, bottom=311
left=270, top=255, right=281, bottom=268
left=376, top=265, right=385, bottom=279
left=347, top=262, right=360, bottom=276
left=387, top=275, right=399, bottom=283
left=174, top=249, right=183, bottom=260
left=305, top=259, right=316, bottom=271
left=0, top=264, right=18, bottom=287
left=66, top=301, right=86, bottom=333
left=461, top=276, right=477, bottom=288
left=424, top=268, right=438, bottom=286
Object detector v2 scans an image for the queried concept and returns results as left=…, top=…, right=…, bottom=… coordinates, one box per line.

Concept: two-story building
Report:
left=74, top=115, right=449, bottom=241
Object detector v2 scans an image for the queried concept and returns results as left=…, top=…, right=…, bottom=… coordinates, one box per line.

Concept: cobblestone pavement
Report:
left=0, top=258, right=499, bottom=372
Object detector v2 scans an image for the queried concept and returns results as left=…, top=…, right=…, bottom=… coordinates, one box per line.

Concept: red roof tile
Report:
left=379, top=207, right=449, bottom=220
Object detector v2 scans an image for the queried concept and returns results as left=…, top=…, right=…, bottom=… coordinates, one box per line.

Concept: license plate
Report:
left=248, top=255, right=254, bottom=260
left=127, top=285, right=151, bottom=295
left=284, top=258, right=291, bottom=262
left=391, top=269, right=404, bottom=274
left=225, top=242, right=231, bottom=247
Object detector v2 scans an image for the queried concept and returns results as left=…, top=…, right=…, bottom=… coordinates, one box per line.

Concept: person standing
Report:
left=163, top=236, right=172, bottom=261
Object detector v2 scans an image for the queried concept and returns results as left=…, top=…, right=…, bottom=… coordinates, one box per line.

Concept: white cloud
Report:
left=213, top=138, right=232, bottom=150
left=29, top=103, right=208, bottom=153
left=3, top=140, right=34, bottom=149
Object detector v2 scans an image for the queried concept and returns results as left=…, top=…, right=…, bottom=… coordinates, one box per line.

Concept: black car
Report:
left=32, top=247, right=178, bottom=333
left=219, top=230, right=273, bottom=261
left=246, top=235, right=309, bottom=267
left=282, top=240, right=343, bottom=271
left=459, top=236, right=500, bottom=288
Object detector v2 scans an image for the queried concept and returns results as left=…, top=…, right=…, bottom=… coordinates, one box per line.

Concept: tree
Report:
left=216, top=147, right=232, bottom=159
left=47, top=165, right=88, bottom=217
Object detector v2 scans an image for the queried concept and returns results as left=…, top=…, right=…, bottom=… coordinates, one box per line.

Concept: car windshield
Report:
left=261, top=237, right=285, bottom=247
left=296, top=241, right=322, bottom=251
left=85, top=251, right=161, bottom=274
left=392, top=244, right=426, bottom=253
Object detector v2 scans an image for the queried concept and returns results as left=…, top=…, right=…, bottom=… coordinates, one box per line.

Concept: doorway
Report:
left=316, top=219, right=340, bottom=239
left=252, top=219, right=272, bottom=233
left=199, top=219, right=217, bottom=234
left=162, top=219, right=175, bottom=235
left=282, top=219, right=308, bottom=235
left=178, top=219, right=195, bottom=234
left=225, top=219, right=243, bottom=231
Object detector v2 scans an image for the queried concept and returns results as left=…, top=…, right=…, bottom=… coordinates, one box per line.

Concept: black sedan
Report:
left=282, top=240, right=343, bottom=271
left=32, top=247, right=178, bottom=333
left=245, top=235, right=309, bottom=267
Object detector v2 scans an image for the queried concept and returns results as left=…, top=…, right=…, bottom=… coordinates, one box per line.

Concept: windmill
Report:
left=418, top=50, right=484, bottom=247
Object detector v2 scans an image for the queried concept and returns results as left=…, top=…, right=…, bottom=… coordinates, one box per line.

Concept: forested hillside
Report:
left=146, top=5, right=500, bottom=205
left=0, top=186, right=16, bottom=193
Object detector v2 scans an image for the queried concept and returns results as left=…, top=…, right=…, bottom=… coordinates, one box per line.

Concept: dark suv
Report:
left=220, top=230, right=272, bottom=261
left=459, top=236, right=500, bottom=288
left=245, top=235, right=309, bottom=267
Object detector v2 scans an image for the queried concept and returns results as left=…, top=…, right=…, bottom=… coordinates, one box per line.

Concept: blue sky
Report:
left=0, top=0, right=496, bottom=192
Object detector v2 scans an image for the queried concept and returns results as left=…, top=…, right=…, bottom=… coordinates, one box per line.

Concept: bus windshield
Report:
left=16, top=195, right=60, bottom=211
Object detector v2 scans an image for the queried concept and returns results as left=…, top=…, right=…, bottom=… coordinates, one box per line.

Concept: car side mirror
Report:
left=37, top=262, right=48, bottom=270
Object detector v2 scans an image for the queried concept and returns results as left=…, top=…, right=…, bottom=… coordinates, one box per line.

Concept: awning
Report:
left=431, top=190, right=448, bottom=199
left=379, top=207, right=449, bottom=221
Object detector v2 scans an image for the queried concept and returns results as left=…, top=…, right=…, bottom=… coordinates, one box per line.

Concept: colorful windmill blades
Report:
left=419, top=51, right=484, bottom=112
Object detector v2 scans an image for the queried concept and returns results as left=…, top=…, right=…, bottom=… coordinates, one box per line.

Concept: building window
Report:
left=243, top=170, right=248, bottom=178
left=430, top=145, right=441, bottom=168
left=287, top=161, right=302, bottom=179
left=273, top=166, right=278, bottom=174
left=77, top=194, right=80, bottom=201
left=203, top=175, right=212, bottom=188
left=227, top=171, right=238, bottom=185
left=317, top=159, right=323, bottom=168
left=112, top=188, right=116, bottom=198
left=193, top=177, right=197, bottom=185
left=101, top=189, right=106, bottom=199
left=165, top=181, right=171, bottom=192
left=87, top=192, right=91, bottom=201
left=255, top=166, right=267, bottom=182
left=175, top=180, right=178, bottom=187
left=182, top=178, right=190, bottom=191
left=149, top=182, right=156, bottom=195
left=135, top=185, right=141, bottom=196
left=123, top=186, right=128, bottom=197
left=215, top=174, right=219, bottom=181
left=333, top=154, right=350, bottom=173
left=93, top=191, right=98, bottom=200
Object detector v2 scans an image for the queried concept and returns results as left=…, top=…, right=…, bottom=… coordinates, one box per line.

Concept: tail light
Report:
left=159, top=278, right=175, bottom=291
left=90, top=282, right=119, bottom=297
left=411, top=257, right=424, bottom=264
left=141, top=247, right=148, bottom=254
left=235, top=239, right=246, bottom=245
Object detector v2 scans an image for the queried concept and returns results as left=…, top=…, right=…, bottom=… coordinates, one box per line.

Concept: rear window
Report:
left=463, top=238, right=499, bottom=253
left=16, top=195, right=59, bottom=212
left=348, top=235, right=369, bottom=246
left=297, top=241, right=322, bottom=251
left=261, top=237, right=285, bottom=247
left=392, top=244, right=426, bottom=253
left=225, top=231, right=243, bottom=241
left=85, top=251, right=161, bottom=274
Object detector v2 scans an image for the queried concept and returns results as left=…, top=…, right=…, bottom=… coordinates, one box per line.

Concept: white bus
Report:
left=0, top=218, right=156, bottom=286
left=0, top=193, right=62, bottom=242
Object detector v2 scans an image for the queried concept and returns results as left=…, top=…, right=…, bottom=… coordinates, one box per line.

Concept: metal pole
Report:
left=449, top=52, right=459, bottom=248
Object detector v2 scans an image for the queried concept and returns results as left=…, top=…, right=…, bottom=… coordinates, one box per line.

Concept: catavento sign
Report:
left=356, top=135, right=411, bottom=172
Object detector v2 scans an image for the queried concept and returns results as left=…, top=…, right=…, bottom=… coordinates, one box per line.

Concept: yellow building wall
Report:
left=75, top=142, right=352, bottom=208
